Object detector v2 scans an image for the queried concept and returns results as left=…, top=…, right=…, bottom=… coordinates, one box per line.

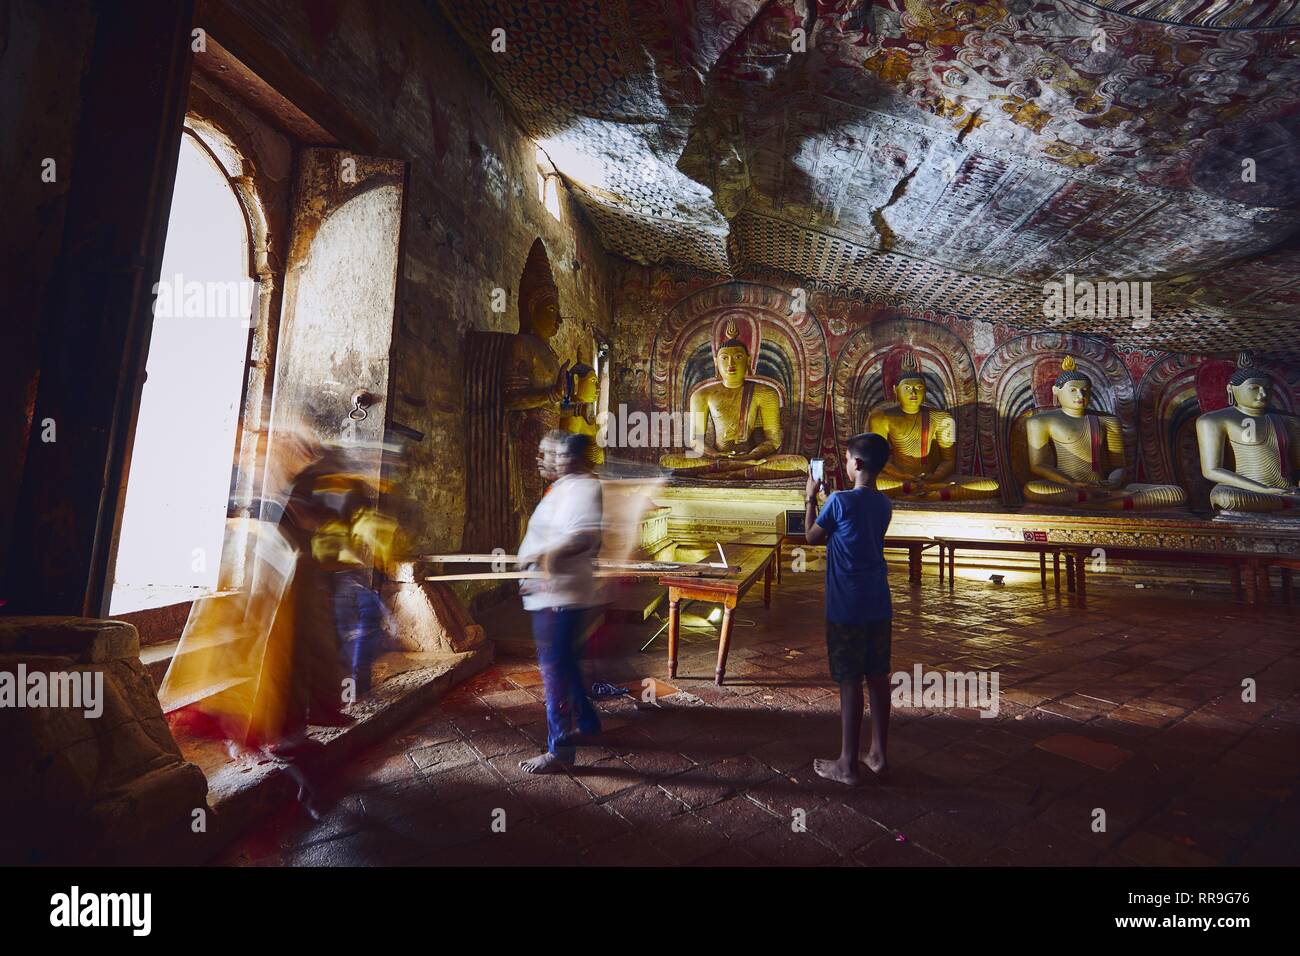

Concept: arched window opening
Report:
left=110, top=129, right=256, bottom=614
left=536, top=145, right=562, bottom=221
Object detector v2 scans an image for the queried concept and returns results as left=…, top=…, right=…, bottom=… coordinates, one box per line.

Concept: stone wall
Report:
left=206, top=0, right=618, bottom=551
left=2, top=0, right=620, bottom=606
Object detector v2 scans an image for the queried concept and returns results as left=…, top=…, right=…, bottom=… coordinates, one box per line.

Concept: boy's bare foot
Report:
left=519, top=752, right=572, bottom=774
left=865, top=750, right=890, bottom=777
left=814, top=757, right=861, bottom=786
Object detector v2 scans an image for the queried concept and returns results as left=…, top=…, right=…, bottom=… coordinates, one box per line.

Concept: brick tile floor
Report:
left=218, top=572, right=1300, bottom=866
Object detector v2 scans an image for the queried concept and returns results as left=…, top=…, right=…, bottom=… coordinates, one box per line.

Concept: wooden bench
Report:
left=659, top=544, right=774, bottom=686
left=774, top=533, right=939, bottom=585
left=1262, top=556, right=1300, bottom=604
left=938, top=536, right=1286, bottom=607
left=935, top=537, right=1081, bottom=595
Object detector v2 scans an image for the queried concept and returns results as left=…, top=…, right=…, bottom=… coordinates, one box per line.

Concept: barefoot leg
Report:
left=815, top=679, right=865, bottom=784
left=864, top=674, right=891, bottom=775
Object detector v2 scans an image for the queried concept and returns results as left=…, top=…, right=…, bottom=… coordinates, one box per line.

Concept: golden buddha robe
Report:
left=659, top=378, right=808, bottom=480
left=1205, top=412, right=1300, bottom=513
left=867, top=404, right=999, bottom=501
left=1024, top=411, right=1186, bottom=510
left=559, top=408, right=606, bottom=467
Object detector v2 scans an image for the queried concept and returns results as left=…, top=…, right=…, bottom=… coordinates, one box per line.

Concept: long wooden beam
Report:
left=425, top=568, right=710, bottom=582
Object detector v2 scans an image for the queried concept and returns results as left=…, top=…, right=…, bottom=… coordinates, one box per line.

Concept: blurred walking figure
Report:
left=313, top=481, right=399, bottom=695
left=159, top=434, right=353, bottom=759
left=517, top=430, right=604, bottom=774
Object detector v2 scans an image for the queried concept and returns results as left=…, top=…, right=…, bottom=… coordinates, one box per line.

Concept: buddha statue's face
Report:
left=1230, top=377, right=1269, bottom=413
left=573, top=369, right=599, bottom=403
left=525, top=299, right=561, bottom=340
left=716, top=345, right=749, bottom=389
left=895, top=377, right=926, bottom=415
left=1053, top=378, right=1090, bottom=414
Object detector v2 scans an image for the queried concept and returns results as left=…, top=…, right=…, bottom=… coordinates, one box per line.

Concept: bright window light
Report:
left=110, top=132, right=253, bottom=614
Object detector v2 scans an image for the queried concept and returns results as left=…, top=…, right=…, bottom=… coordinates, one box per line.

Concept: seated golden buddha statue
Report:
left=1024, top=356, right=1186, bottom=510
left=559, top=363, right=605, bottom=468
left=1195, top=359, right=1300, bottom=514
left=867, top=351, right=999, bottom=502
left=658, top=328, right=808, bottom=481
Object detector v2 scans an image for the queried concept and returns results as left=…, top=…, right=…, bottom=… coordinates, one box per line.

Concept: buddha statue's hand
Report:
left=549, top=361, right=571, bottom=402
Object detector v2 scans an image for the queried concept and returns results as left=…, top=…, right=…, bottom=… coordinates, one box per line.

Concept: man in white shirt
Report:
left=517, top=430, right=604, bottom=773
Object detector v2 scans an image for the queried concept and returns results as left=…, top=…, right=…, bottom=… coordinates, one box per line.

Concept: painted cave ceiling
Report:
left=437, top=0, right=1300, bottom=353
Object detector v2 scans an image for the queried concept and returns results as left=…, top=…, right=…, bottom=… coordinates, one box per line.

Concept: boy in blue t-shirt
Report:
left=804, top=432, right=893, bottom=786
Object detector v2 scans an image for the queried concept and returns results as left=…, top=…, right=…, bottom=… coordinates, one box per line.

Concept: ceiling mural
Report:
left=438, top=0, right=1300, bottom=353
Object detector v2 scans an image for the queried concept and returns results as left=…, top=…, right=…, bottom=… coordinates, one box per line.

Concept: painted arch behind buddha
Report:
left=978, top=333, right=1137, bottom=507
left=1138, top=353, right=1300, bottom=512
left=650, top=282, right=829, bottom=466
left=831, top=317, right=978, bottom=480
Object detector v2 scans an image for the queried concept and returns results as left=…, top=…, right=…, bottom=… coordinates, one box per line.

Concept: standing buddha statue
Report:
left=504, top=260, right=569, bottom=541
left=559, top=363, right=605, bottom=468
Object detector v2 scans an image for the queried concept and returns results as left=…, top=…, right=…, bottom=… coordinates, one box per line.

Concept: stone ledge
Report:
left=0, top=616, right=140, bottom=662
left=183, top=644, right=494, bottom=864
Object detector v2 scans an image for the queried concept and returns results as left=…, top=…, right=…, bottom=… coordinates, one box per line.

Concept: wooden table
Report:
left=660, top=545, right=774, bottom=686
left=774, top=533, right=938, bottom=585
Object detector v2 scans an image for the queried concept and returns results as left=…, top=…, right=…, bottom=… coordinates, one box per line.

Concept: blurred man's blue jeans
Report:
left=530, top=607, right=601, bottom=762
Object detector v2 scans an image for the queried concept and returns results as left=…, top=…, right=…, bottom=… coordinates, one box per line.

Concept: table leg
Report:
left=776, top=539, right=782, bottom=585
left=764, top=555, right=772, bottom=608
left=1245, top=562, right=1258, bottom=605
left=1282, top=568, right=1294, bottom=605
left=937, top=544, right=944, bottom=586
left=1039, top=551, right=1047, bottom=590
left=1075, top=551, right=1087, bottom=607
left=909, top=544, right=921, bottom=585
left=1066, top=554, right=1076, bottom=593
left=1258, top=562, right=1271, bottom=605
left=715, top=605, right=736, bottom=685
left=1230, top=564, right=1243, bottom=601
left=667, top=596, right=680, bottom=678
left=948, top=546, right=955, bottom=591
left=1053, top=551, right=1061, bottom=593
